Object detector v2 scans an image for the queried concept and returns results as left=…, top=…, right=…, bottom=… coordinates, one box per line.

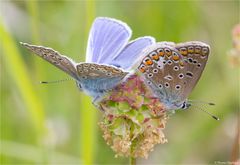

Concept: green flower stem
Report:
left=130, top=122, right=136, bottom=165
left=79, top=1, right=96, bottom=165
left=0, top=19, right=46, bottom=140
left=130, top=156, right=136, bottom=165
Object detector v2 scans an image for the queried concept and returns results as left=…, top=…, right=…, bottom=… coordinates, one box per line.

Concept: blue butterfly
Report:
left=21, top=17, right=155, bottom=103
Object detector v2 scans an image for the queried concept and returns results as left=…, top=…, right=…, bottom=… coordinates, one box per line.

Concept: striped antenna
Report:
left=40, top=78, right=73, bottom=84
left=191, top=104, right=220, bottom=121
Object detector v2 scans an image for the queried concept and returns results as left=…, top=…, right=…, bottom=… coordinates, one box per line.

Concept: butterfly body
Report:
left=136, top=41, right=210, bottom=111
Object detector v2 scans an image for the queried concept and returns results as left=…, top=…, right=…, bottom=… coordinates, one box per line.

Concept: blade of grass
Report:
left=79, top=1, right=97, bottom=164
left=26, top=0, right=41, bottom=44
left=25, top=0, right=47, bottom=89
left=0, top=19, right=46, bottom=139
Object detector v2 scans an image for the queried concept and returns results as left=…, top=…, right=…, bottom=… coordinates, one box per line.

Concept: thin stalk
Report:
left=25, top=1, right=50, bottom=163
left=26, top=0, right=41, bottom=44
left=0, top=20, right=46, bottom=140
left=79, top=1, right=96, bottom=165
left=130, top=156, right=136, bottom=165
left=130, top=123, right=136, bottom=165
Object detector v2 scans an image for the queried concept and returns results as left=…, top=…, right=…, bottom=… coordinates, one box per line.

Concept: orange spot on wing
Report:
left=188, top=47, right=194, bottom=53
left=159, top=52, right=164, bottom=57
left=152, top=54, right=159, bottom=61
left=139, top=68, right=146, bottom=73
left=172, top=55, right=180, bottom=61
left=165, top=50, right=172, bottom=57
left=180, top=49, right=188, bottom=56
left=139, top=65, right=146, bottom=73
left=144, top=59, right=153, bottom=65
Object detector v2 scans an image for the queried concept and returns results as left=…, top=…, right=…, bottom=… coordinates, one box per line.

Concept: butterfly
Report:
left=21, top=17, right=155, bottom=104
left=136, top=41, right=210, bottom=111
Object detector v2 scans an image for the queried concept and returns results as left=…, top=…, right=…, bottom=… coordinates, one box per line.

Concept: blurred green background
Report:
left=0, top=1, right=239, bottom=164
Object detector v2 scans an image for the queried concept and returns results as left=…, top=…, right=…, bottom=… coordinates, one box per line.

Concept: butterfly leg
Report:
left=92, top=95, right=105, bottom=112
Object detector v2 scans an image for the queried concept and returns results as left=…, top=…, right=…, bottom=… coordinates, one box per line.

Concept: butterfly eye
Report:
left=179, top=47, right=188, bottom=56
left=181, top=102, right=186, bottom=109
left=150, top=52, right=159, bottom=61
left=143, top=57, right=153, bottom=65
left=188, top=46, right=194, bottom=53
left=157, top=48, right=165, bottom=57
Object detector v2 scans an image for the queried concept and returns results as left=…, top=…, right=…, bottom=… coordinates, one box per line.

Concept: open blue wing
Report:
left=110, top=36, right=155, bottom=70
left=86, top=17, right=132, bottom=64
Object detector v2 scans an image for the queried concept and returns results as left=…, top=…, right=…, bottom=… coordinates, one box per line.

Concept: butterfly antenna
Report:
left=40, top=78, right=74, bottom=84
left=188, top=100, right=215, bottom=106
left=191, top=105, right=220, bottom=121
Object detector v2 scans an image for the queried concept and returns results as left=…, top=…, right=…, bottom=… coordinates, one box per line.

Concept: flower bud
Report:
left=99, top=74, right=168, bottom=158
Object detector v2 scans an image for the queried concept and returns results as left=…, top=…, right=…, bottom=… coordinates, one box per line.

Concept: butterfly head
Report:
left=162, top=100, right=191, bottom=111
left=180, top=101, right=192, bottom=110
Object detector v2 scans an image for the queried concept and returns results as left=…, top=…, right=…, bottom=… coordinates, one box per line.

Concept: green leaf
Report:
left=136, top=113, right=144, bottom=123
left=118, top=101, right=131, bottom=112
